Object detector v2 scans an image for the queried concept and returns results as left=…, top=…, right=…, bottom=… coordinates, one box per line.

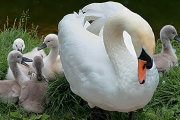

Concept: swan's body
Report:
left=19, top=56, right=48, bottom=113
left=154, top=25, right=180, bottom=76
left=38, top=34, right=64, bottom=80
left=58, top=1, right=159, bottom=115
left=6, top=38, right=46, bottom=80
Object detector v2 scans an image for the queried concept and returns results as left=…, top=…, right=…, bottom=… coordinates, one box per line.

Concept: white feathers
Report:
left=58, top=1, right=159, bottom=113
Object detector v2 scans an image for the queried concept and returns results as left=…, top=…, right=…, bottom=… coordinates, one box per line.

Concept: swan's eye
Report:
left=22, top=45, right=23, bottom=47
left=16, top=45, right=17, bottom=47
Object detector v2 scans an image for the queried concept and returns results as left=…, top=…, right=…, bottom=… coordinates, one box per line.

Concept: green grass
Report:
left=1, top=11, right=180, bottom=120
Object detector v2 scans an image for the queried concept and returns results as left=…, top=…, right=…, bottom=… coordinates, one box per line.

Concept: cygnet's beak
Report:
left=37, top=43, right=47, bottom=51
left=21, top=57, right=33, bottom=67
left=174, top=35, right=180, bottom=42
left=17, top=48, right=23, bottom=53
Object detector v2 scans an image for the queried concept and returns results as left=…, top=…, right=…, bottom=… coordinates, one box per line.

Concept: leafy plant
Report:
left=10, top=112, right=50, bottom=120
left=45, top=75, right=90, bottom=119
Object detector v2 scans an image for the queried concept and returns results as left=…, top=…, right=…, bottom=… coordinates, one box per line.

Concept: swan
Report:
left=58, top=2, right=159, bottom=119
left=0, top=50, right=31, bottom=103
left=37, top=34, right=64, bottom=80
left=12, top=38, right=25, bottom=53
left=7, top=50, right=33, bottom=86
left=6, top=38, right=46, bottom=80
left=19, top=56, right=48, bottom=113
left=154, top=25, right=180, bottom=76
left=0, top=50, right=32, bottom=103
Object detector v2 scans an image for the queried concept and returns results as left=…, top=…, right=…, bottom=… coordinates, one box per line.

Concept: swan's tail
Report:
left=82, top=2, right=130, bottom=36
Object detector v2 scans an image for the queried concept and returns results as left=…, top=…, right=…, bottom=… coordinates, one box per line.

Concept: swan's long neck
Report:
left=47, top=46, right=59, bottom=63
left=35, top=66, right=43, bottom=81
left=9, top=62, right=29, bottom=86
left=160, top=37, right=174, bottom=54
left=103, top=11, right=154, bottom=82
left=103, top=14, right=137, bottom=83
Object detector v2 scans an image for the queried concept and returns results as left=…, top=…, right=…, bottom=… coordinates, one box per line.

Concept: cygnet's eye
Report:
left=16, top=45, right=17, bottom=47
left=47, top=41, right=50, bottom=42
left=22, top=45, right=23, bottom=47
left=17, top=56, right=20, bottom=58
left=172, top=32, right=176, bottom=34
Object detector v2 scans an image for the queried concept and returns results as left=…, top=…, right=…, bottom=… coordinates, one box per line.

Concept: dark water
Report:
left=0, top=0, right=180, bottom=39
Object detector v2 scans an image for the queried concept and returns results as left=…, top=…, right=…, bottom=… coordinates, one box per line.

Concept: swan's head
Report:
left=32, top=56, right=44, bottom=81
left=160, top=25, right=180, bottom=42
left=12, top=38, right=25, bottom=53
left=8, top=50, right=33, bottom=67
left=37, top=34, right=59, bottom=50
left=104, top=11, right=155, bottom=84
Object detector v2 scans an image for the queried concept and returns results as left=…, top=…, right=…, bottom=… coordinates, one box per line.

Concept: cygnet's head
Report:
left=32, top=56, right=44, bottom=70
left=8, top=50, right=23, bottom=64
left=8, top=50, right=33, bottom=67
left=37, top=34, right=59, bottom=50
left=12, top=38, right=25, bottom=53
left=160, top=25, right=180, bottom=42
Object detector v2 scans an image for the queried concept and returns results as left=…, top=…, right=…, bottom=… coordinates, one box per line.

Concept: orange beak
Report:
left=138, top=59, right=147, bottom=84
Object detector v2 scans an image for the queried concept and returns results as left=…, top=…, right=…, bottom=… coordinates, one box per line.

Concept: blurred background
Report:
left=0, top=0, right=180, bottom=39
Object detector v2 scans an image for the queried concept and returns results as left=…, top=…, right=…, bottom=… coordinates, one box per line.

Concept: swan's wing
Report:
left=82, top=2, right=136, bottom=57
left=82, top=2, right=130, bottom=35
left=82, top=1, right=129, bottom=20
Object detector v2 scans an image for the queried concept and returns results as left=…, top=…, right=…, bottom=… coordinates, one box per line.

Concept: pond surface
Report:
left=1, top=0, right=180, bottom=40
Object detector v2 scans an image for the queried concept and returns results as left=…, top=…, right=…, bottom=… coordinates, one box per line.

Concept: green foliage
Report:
left=45, top=75, right=90, bottom=120
left=10, top=112, right=50, bottom=120
left=1, top=10, right=180, bottom=120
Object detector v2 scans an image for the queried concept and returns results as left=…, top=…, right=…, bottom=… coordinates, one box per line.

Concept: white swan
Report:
left=8, top=50, right=32, bottom=86
left=12, top=38, right=25, bottom=53
left=37, top=34, right=64, bottom=80
left=19, top=56, right=48, bottom=113
left=6, top=38, right=46, bottom=80
left=58, top=2, right=159, bottom=119
left=154, top=25, right=180, bottom=76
